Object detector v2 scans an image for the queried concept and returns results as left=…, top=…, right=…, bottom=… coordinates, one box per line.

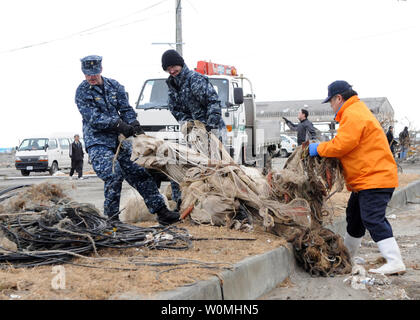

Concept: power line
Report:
left=79, top=10, right=171, bottom=37
left=0, top=0, right=170, bottom=54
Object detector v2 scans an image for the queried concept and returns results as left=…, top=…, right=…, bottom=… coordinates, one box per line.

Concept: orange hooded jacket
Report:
left=317, top=95, right=398, bottom=192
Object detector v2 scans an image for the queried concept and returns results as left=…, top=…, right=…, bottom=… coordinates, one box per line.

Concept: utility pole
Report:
left=175, top=0, right=183, bottom=56
left=152, top=1, right=183, bottom=52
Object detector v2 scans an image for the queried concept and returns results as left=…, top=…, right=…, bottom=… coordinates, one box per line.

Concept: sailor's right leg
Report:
left=88, top=145, right=124, bottom=220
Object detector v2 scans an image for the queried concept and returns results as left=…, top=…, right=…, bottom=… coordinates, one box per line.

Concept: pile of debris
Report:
left=0, top=183, right=191, bottom=268
left=130, top=121, right=352, bottom=276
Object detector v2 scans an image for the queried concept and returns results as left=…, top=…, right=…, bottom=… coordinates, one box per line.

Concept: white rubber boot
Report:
left=344, top=232, right=365, bottom=264
left=369, top=237, right=406, bottom=275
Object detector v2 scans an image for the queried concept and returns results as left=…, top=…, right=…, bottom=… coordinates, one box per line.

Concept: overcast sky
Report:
left=1, top=0, right=419, bottom=147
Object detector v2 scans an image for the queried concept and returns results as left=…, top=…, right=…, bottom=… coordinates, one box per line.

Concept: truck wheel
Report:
left=49, top=162, right=58, bottom=175
left=21, top=170, right=30, bottom=176
left=280, top=149, right=288, bottom=158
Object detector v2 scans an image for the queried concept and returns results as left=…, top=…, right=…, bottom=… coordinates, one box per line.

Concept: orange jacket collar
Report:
left=335, top=95, right=360, bottom=122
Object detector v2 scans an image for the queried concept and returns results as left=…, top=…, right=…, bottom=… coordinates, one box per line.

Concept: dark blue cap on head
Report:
left=322, top=80, right=352, bottom=103
left=81, top=55, right=102, bottom=75
left=161, top=49, right=184, bottom=71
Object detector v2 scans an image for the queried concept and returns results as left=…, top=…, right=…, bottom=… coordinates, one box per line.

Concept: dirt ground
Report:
left=1, top=153, right=420, bottom=300
left=0, top=222, right=287, bottom=300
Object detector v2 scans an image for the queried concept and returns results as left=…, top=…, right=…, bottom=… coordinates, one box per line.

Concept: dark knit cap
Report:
left=161, top=49, right=184, bottom=71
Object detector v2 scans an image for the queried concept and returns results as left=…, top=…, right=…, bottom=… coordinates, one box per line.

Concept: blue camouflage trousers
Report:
left=149, top=170, right=182, bottom=204
left=88, top=141, right=166, bottom=217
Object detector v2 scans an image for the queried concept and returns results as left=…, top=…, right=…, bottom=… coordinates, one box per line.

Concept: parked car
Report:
left=279, top=134, right=297, bottom=157
left=15, top=136, right=73, bottom=176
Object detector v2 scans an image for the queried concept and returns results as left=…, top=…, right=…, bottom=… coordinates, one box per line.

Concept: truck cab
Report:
left=135, top=61, right=281, bottom=168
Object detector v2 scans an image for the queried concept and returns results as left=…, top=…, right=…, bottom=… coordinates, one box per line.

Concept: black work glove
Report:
left=130, top=120, right=145, bottom=136
left=205, top=125, right=215, bottom=133
left=114, top=119, right=134, bottom=138
left=282, top=117, right=288, bottom=122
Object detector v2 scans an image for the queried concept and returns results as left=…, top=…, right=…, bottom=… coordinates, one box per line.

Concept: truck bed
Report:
left=254, top=119, right=282, bottom=147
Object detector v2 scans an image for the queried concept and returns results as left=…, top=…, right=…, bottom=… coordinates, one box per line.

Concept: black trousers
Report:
left=70, top=159, right=83, bottom=178
left=346, top=188, right=394, bottom=242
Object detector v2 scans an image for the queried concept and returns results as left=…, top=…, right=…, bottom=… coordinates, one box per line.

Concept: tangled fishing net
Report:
left=131, top=121, right=352, bottom=276
left=0, top=183, right=192, bottom=268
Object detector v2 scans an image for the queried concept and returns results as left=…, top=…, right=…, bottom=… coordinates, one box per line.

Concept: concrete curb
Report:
left=113, top=181, right=420, bottom=300
left=387, top=180, right=420, bottom=213
left=154, top=244, right=296, bottom=300
left=149, top=218, right=346, bottom=300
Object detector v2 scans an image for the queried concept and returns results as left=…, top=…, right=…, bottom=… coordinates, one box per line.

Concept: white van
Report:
left=15, top=136, right=76, bottom=176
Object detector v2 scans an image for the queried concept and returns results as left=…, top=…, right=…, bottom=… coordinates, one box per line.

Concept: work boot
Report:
left=156, top=206, right=180, bottom=226
left=369, top=237, right=406, bottom=275
left=344, top=232, right=365, bottom=264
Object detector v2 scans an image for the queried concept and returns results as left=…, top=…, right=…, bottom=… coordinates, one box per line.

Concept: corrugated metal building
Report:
left=256, top=97, right=394, bottom=140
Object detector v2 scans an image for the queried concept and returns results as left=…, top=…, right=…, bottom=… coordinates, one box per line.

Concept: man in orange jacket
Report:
left=309, top=80, right=405, bottom=275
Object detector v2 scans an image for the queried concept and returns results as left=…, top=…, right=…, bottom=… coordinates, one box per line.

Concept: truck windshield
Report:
left=136, top=78, right=229, bottom=109
left=209, top=79, right=229, bottom=107
left=18, top=138, right=48, bottom=151
left=137, top=79, right=169, bottom=109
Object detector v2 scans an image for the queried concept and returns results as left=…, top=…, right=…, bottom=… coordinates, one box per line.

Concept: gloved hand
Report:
left=205, top=125, right=215, bottom=133
left=309, top=143, right=320, bottom=157
left=130, top=120, right=145, bottom=136
left=114, top=119, right=134, bottom=138
left=282, top=117, right=288, bottom=122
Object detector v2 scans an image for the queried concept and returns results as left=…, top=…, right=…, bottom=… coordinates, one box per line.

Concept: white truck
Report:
left=14, top=136, right=84, bottom=176
left=135, top=60, right=283, bottom=168
left=279, top=134, right=297, bottom=157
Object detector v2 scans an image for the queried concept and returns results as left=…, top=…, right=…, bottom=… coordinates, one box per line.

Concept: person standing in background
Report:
left=69, top=134, right=84, bottom=180
left=283, top=109, right=317, bottom=145
left=386, top=126, right=397, bottom=156
left=398, top=126, right=410, bottom=160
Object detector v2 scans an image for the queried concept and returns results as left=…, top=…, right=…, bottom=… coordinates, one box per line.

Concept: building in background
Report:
left=256, top=97, right=395, bottom=141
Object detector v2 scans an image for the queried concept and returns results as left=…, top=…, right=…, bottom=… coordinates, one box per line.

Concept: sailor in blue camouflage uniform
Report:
left=160, top=49, right=227, bottom=210
left=75, top=55, right=180, bottom=225
left=162, top=50, right=226, bottom=136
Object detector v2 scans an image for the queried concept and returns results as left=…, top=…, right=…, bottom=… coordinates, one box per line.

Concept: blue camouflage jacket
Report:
left=166, top=65, right=225, bottom=130
left=75, top=77, right=137, bottom=150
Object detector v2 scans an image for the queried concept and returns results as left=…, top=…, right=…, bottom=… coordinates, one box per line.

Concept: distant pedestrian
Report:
left=69, top=134, right=84, bottom=180
left=283, top=109, right=317, bottom=145
left=398, top=126, right=410, bottom=160
left=386, top=126, right=397, bottom=156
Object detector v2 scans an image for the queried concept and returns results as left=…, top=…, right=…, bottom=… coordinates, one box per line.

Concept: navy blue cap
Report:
left=81, top=55, right=102, bottom=75
left=322, top=80, right=352, bottom=103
